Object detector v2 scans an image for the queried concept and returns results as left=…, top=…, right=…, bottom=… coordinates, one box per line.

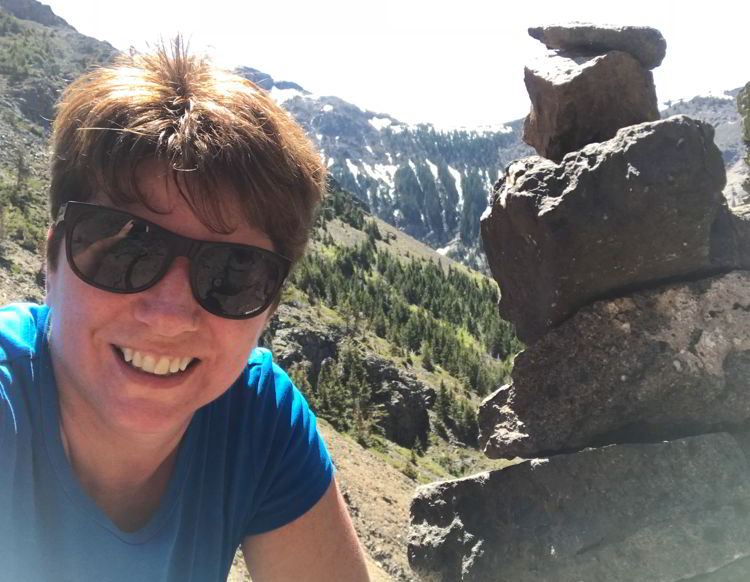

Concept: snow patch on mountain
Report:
left=448, top=165, right=464, bottom=207
left=346, top=159, right=360, bottom=180
left=363, top=163, right=397, bottom=189
left=426, top=159, right=438, bottom=181
left=369, top=117, right=392, bottom=130
left=480, top=203, right=493, bottom=222
left=270, top=86, right=306, bottom=104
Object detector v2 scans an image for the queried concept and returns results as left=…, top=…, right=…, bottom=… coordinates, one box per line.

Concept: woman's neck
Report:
left=58, top=392, right=188, bottom=531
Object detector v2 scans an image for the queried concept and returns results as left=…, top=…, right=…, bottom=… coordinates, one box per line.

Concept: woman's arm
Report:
left=242, top=478, right=370, bottom=582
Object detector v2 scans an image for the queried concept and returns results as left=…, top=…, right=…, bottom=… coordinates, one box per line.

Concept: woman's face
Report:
left=46, top=163, right=275, bottom=437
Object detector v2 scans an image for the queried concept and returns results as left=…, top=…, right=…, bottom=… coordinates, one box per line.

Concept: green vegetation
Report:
left=0, top=149, right=47, bottom=252
left=279, top=184, right=520, bottom=451
left=288, top=342, right=383, bottom=448
left=317, top=180, right=369, bottom=230
left=738, top=82, right=750, bottom=195
left=435, top=380, right=478, bottom=446
left=0, top=9, right=113, bottom=83
left=0, top=10, right=21, bottom=37
left=291, top=237, right=517, bottom=392
left=0, top=10, right=519, bottom=474
left=0, top=22, right=60, bottom=81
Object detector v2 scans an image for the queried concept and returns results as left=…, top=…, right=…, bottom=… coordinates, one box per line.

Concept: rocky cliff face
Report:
left=0, top=0, right=117, bottom=127
left=265, top=302, right=435, bottom=449
left=408, top=24, right=750, bottom=582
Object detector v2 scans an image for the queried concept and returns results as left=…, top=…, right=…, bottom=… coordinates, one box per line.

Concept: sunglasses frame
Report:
left=54, top=201, right=291, bottom=319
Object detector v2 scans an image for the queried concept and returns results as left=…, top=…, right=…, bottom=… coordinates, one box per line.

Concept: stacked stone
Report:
left=408, top=24, right=750, bottom=582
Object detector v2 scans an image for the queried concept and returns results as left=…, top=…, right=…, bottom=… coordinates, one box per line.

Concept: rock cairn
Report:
left=408, top=24, right=750, bottom=582
left=523, top=23, right=663, bottom=162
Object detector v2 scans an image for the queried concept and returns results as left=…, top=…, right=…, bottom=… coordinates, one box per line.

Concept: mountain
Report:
left=238, top=69, right=749, bottom=271
left=237, top=67, right=534, bottom=271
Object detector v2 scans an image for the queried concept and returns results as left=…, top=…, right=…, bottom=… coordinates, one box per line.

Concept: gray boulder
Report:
left=478, top=271, right=750, bottom=459
left=481, top=115, right=728, bottom=344
left=266, top=307, right=339, bottom=384
left=409, top=433, right=750, bottom=582
left=363, top=354, right=435, bottom=448
left=528, top=23, right=667, bottom=69
left=712, top=203, right=750, bottom=267
left=523, top=51, right=659, bottom=161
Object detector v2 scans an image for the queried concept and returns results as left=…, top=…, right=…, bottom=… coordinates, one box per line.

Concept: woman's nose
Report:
left=132, top=257, right=200, bottom=336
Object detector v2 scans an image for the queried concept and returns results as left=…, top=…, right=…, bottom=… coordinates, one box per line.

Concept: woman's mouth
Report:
left=114, top=345, right=198, bottom=376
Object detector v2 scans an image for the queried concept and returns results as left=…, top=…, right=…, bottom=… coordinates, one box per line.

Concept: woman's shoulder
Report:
left=0, top=303, right=47, bottom=363
left=213, top=347, right=306, bottom=428
left=247, top=346, right=294, bottom=386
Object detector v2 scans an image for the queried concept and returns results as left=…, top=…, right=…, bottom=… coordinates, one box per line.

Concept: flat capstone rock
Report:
left=528, top=23, right=667, bottom=69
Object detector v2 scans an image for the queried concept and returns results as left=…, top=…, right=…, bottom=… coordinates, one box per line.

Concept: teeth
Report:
left=154, top=356, right=170, bottom=375
left=142, top=355, right=156, bottom=373
left=119, top=347, right=193, bottom=376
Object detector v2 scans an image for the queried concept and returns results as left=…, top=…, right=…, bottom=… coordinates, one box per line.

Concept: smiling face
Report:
left=46, top=164, right=274, bottom=437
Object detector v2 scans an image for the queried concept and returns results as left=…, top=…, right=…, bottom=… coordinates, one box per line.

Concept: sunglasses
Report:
left=54, top=202, right=290, bottom=319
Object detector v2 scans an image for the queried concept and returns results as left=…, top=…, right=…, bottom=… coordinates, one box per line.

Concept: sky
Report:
left=43, top=0, right=746, bottom=129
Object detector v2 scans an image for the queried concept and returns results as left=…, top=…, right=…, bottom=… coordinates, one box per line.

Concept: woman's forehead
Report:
left=97, top=162, right=246, bottom=228
left=93, top=166, right=272, bottom=249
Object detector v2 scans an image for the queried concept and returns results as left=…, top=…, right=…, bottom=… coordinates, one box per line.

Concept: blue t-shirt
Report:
left=0, top=303, right=333, bottom=582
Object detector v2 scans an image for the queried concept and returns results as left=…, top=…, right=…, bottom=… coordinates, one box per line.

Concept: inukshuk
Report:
left=408, top=23, right=750, bottom=582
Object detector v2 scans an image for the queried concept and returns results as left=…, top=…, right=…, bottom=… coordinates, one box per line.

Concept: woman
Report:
left=0, top=39, right=370, bottom=582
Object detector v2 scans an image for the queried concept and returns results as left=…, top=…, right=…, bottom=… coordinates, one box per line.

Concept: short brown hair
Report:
left=48, top=38, right=325, bottom=269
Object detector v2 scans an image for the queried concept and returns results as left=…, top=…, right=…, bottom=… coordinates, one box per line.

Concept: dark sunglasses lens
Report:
left=69, top=210, right=170, bottom=291
left=193, top=245, right=285, bottom=317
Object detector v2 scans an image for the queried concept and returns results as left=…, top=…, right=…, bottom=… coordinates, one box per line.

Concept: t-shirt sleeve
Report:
left=242, top=351, right=334, bottom=536
left=0, top=303, right=40, bottom=447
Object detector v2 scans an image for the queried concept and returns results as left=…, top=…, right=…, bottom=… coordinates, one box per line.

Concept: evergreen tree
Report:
left=315, top=358, right=350, bottom=431
left=436, top=381, right=453, bottom=423
left=420, top=340, right=434, bottom=372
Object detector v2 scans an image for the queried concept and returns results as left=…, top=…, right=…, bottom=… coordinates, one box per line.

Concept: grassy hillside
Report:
left=271, top=183, right=519, bottom=455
